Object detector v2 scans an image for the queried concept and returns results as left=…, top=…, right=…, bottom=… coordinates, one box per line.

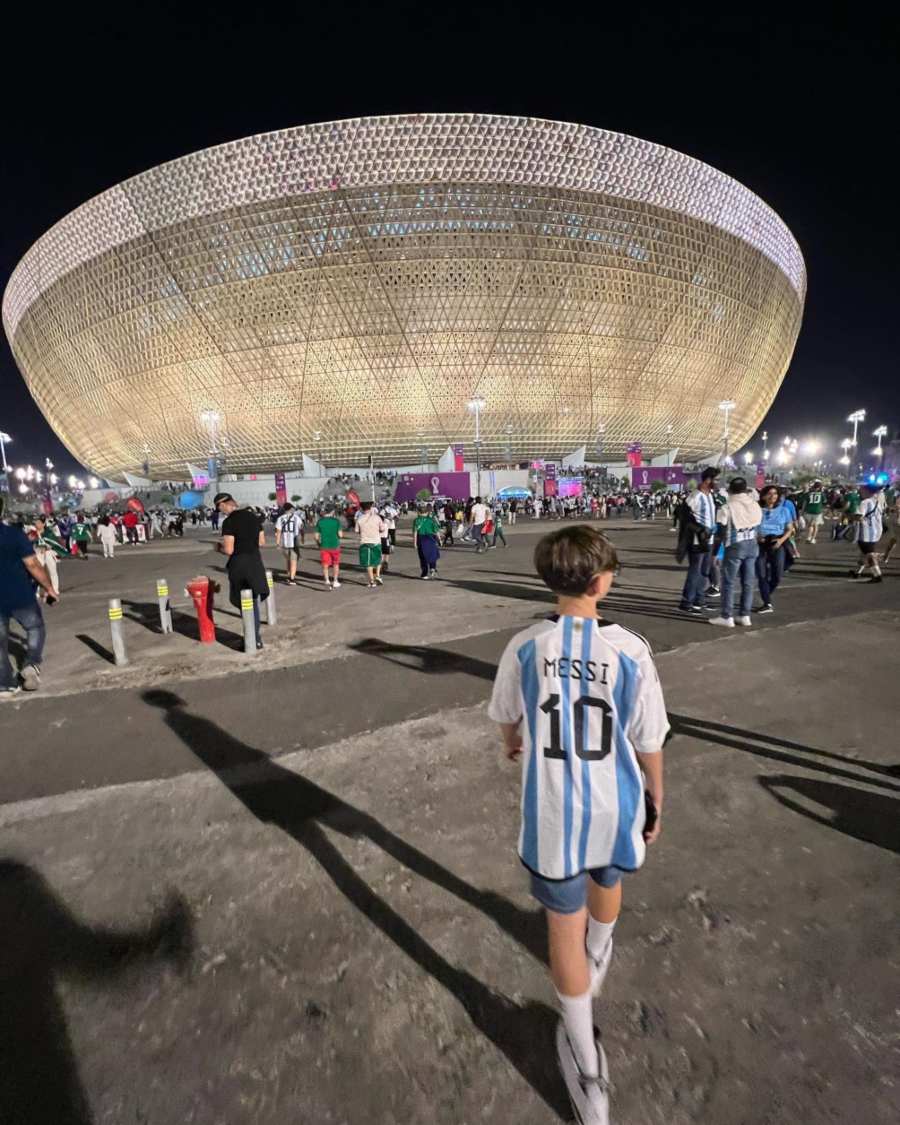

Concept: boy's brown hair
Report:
left=534, top=525, right=620, bottom=595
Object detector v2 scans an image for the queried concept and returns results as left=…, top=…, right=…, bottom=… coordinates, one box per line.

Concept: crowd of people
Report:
left=675, top=471, right=898, bottom=623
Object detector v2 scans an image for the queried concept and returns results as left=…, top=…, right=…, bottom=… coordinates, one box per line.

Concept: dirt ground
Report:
left=1, top=519, right=897, bottom=1123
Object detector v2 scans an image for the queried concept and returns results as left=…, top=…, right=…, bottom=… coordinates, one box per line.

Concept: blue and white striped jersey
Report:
left=489, top=615, right=669, bottom=880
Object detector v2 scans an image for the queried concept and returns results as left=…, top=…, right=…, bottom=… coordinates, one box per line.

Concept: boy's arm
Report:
left=636, top=749, right=664, bottom=844
left=498, top=721, right=522, bottom=760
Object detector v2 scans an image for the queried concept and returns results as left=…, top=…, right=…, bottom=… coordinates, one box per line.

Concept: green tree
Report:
left=290, top=494, right=301, bottom=503
left=268, top=492, right=277, bottom=501
left=650, top=479, right=667, bottom=493
left=416, top=488, right=433, bottom=503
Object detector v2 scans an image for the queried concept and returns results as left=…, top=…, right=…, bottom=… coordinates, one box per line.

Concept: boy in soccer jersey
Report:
left=489, top=525, right=667, bottom=1125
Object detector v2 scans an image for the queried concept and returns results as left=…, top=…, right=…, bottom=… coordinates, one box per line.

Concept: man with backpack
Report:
left=676, top=467, right=720, bottom=614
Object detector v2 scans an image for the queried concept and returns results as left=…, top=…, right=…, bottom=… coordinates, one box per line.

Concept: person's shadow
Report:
left=348, top=637, right=497, bottom=680
left=141, top=689, right=568, bottom=1118
left=758, top=775, right=900, bottom=854
left=0, top=861, right=192, bottom=1124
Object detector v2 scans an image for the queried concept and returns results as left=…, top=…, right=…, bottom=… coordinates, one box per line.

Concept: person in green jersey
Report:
left=802, top=480, right=826, bottom=544
left=71, top=515, right=92, bottom=560
left=315, top=506, right=344, bottom=589
left=412, top=505, right=442, bottom=579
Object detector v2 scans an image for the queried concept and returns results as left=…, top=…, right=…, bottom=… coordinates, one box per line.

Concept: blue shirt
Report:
left=758, top=506, right=792, bottom=537
left=0, top=524, right=38, bottom=612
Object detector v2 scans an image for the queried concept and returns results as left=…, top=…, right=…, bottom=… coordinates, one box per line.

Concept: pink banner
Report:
left=452, top=443, right=464, bottom=472
left=630, top=466, right=686, bottom=488
left=394, top=472, right=471, bottom=501
left=274, top=472, right=287, bottom=506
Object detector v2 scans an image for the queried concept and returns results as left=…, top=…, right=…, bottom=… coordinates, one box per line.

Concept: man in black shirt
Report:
left=214, top=492, right=269, bottom=649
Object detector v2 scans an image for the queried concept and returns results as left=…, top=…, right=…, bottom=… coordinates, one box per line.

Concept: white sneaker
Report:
left=21, top=664, right=41, bottom=692
left=374, top=576, right=383, bottom=585
left=735, top=616, right=752, bottom=627
left=556, top=1020, right=610, bottom=1125
left=332, top=581, right=342, bottom=589
left=588, top=939, right=613, bottom=997
left=708, top=616, right=734, bottom=628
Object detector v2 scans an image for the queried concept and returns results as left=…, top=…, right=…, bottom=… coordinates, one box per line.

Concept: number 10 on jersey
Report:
left=540, top=694, right=613, bottom=761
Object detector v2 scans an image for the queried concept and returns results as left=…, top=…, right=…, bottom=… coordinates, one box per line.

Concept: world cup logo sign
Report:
left=430, top=475, right=441, bottom=494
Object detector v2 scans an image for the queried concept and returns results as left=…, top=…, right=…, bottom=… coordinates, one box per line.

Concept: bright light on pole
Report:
left=89, top=476, right=99, bottom=489
left=467, top=397, right=486, bottom=496
left=847, top=409, right=866, bottom=447
left=871, top=425, right=888, bottom=459
left=743, top=451, right=754, bottom=464
left=0, top=431, right=11, bottom=472
left=839, top=438, right=852, bottom=466
left=67, top=474, right=77, bottom=487
left=718, top=400, right=736, bottom=465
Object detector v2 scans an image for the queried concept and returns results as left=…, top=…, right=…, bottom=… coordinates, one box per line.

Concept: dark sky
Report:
left=2, top=4, right=897, bottom=475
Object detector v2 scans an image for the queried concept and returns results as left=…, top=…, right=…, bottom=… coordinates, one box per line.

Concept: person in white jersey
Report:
left=677, top=467, right=719, bottom=613
left=849, top=483, right=885, bottom=583
left=489, top=525, right=667, bottom=1125
left=274, top=503, right=304, bottom=585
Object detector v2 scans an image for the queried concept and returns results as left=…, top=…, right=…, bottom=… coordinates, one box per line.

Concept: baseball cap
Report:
left=212, top=492, right=234, bottom=507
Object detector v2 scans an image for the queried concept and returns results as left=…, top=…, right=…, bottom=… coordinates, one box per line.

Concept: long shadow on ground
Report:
left=668, top=714, right=900, bottom=792
left=141, top=690, right=566, bottom=1119
left=757, top=775, right=900, bottom=854
left=0, top=862, right=192, bottom=1124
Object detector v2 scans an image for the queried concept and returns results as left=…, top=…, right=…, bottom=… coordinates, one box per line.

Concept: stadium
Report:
left=3, top=114, right=805, bottom=480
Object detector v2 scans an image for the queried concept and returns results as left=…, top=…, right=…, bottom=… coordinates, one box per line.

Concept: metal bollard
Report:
left=156, top=578, right=173, bottom=634
left=108, top=598, right=128, bottom=665
left=263, top=570, right=277, bottom=625
left=240, top=588, right=258, bottom=654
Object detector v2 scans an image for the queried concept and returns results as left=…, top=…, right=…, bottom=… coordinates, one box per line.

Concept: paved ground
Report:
left=2, top=519, right=898, bottom=1124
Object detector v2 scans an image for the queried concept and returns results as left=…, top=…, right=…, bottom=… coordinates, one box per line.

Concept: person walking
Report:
left=803, top=480, right=826, bottom=545
left=488, top=525, right=666, bottom=1125
left=489, top=506, right=508, bottom=548
left=213, top=492, right=269, bottom=649
left=849, top=483, right=885, bottom=583
left=708, top=478, right=761, bottom=628
left=1, top=502, right=58, bottom=696
left=32, top=518, right=66, bottom=598
left=676, top=467, right=719, bottom=614
left=470, top=496, right=488, bottom=552
left=274, top=503, right=303, bottom=584
left=70, top=516, right=91, bottom=560
left=357, top=501, right=386, bottom=588
left=315, top=505, right=344, bottom=590
left=96, top=516, right=118, bottom=559
left=755, top=484, right=794, bottom=613
left=413, top=505, right=442, bottom=578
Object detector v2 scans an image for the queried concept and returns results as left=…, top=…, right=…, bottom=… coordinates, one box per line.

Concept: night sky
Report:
left=2, top=5, right=897, bottom=476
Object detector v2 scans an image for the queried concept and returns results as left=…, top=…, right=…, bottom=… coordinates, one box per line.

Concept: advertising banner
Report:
left=394, top=471, right=471, bottom=502
left=543, top=479, right=558, bottom=498
left=755, top=463, right=767, bottom=489
left=630, top=466, right=686, bottom=488
left=626, top=443, right=643, bottom=468
left=274, top=471, right=287, bottom=506
left=559, top=478, right=583, bottom=498
left=452, top=443, right=464, bottom=471
left=545, top=463, right=557, bottom=480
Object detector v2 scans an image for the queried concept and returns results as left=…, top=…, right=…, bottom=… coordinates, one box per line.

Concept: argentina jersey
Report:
left=489, top=616, right=669, bottom=881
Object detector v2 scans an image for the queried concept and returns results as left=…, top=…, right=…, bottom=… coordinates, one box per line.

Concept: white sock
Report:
left=586, top=916, right=616, bottom=962
left=557, top=989, right=598, bottom=1077
left=872, top=564, right=882, bottom=576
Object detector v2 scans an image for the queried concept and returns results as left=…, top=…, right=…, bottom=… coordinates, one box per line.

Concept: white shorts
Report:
left=807, top=513, right=824, bottom=526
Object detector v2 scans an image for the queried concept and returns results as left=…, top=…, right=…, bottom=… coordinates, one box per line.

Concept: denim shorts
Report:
left=529, top=865, right=627, bottom=914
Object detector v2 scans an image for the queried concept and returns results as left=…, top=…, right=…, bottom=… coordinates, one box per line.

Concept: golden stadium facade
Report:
left=3, top=114, right=805, bottom=478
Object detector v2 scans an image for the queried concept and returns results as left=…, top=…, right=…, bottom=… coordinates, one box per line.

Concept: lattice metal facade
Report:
left=3, top=114, right=805, bottom=478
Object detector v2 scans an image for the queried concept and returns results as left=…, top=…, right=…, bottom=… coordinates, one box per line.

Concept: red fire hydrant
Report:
left=185, top=576, right=218, bottom=644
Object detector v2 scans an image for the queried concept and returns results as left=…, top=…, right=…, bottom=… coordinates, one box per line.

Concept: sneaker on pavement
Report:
left=757, top=604, right=774, bottom=614
left=21, top=664, right=41, bottom=692
left=735, top=616, right=752, bottom=627
left=332, top=581, right=342, bottom=589
left=374, top=576, right=384, bottom=585
left=556, top=1020, right=610, bottom=1125
left=708, top=616, right=734, bottom=628
left=0, top=685, right=21, bottom=699
left=421, top=574, right=430, bottom=580
left=706, top=587, right=721, bottom=597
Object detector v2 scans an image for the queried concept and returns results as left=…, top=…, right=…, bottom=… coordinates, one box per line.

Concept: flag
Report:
left=452, top=443, right=464, bottom=471
left=626, top=442, right=643, bottom=468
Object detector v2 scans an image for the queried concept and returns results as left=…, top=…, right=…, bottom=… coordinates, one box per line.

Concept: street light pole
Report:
left=718, top=400, right=736, bottom=467
left=872, top=425, right=888, bottom=470
left=0, top=431, right=10, bottom=497
left=468, top=398, right=486, bottom=497
left=847, top=409, right=866, bottom=449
